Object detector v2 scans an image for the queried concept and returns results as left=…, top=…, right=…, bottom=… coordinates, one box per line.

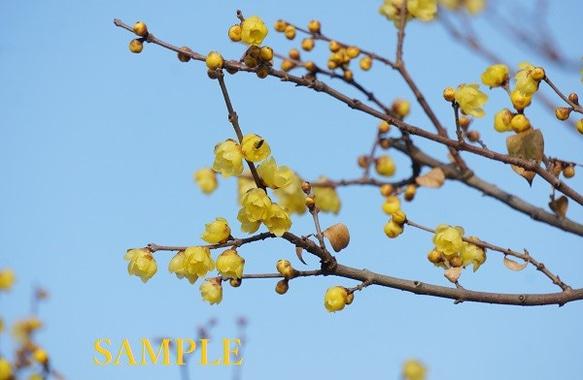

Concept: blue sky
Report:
left=1, top=0, right=583, bottom=379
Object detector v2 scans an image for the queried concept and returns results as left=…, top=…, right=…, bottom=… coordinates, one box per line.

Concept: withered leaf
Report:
left=415, top=167, right=446, bottom=188
left=503, top=257, right=528, bottom=271
left=549, top=195, right=568, bottom=219
left=506, top=129, right=544, bottom=186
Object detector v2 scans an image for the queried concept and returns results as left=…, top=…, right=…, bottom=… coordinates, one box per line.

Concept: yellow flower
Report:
left=433, top=224, right=464, bottom=256
left=379, top=0, right=412, bottom=25
left=263, top=203, right=292, bottom=236
left=514, top=62, right=539, bottom=96
left=460, top=238, right=486, bottom=272
left=241, top=188, right=272, bottom=222
left=510, top=90, right=532, bottom=111
left=257, top=157, right=293, bottom=189
left=375, top=155, right=396, bottom=177
left=237, top=171, right=256, bottom=205
left=124, top=248, right=157, bottom=283
left=403, top=359, right=427, bottom=380
left=194, top=167, right=218, bottom=194
left=481, top=64, right=509, bottom=88
left=216, top=249, right=245, bottom=279
left=493, top=109, right=514, bottom=132
left=382, top=195, right=401, bottom=215
left=201, top=217, right=231, bottom=244
left=440, top=0, right=485, bottom=14
left=200, top=278, right=223, bottom=305
left=12, top=317, right=43, bottom=344
left=0, top=358, right=12, bottom=380
left=241, top=16, right=268, bottom=45
left=313, top=179, right=341, bottom=214
left=324, top=286, right=349, bottom=312
left=237, top=207, right=261, bottom=234
left=213, top=139, right=243, bottom=178
left=240, top=134, right=271, bottom=162
left=169, top=247, right=215, bottom=284
left=0, top=269, right=15, bottom=291
left=274, top=173, right=307, bottom=215
left=408, top=0, right=438, bottom=21
left=454, top=83, right=488, bottom=118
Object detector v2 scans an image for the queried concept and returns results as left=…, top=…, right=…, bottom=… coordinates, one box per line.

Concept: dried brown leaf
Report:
left=295, top=245, right=307, bottom=265
left=415, top=167, right=446, bottom=188
left=323, top=223, right=350, bottom=252
left=503, top=257, right=528, bottom=271
left=506, top=129, right=544, bottom=185
left=444, top=267, right=462, bottom=283
left=549, top=195, right=568, bottom=219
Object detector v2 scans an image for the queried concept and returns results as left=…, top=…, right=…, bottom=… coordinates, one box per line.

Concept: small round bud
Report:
left=345, top=292, right=354, bottom=305
left=427, top=249, right=443, bottom=264
left=563, top=165, right=575, bottom=179
left=301, top=181, right=312, bottom=194
left=552, top=161, right=563, bottom=176
left=33, top=348, right=49, bottom=365
left=467, top=130, right=480, bottom=142
left=244, top=55, right=259, bottom=68
left=531, top=67, right=545, bottom=81
left=276, top=259, right=297, bottom=279
left=281, top=59, right=295, bottom=72
left=375, top=155, right=396, bottom=177
left=305, top=196, right=316, bottom=209
left=391, top=210, right=407, bottom=225
left=275, top=279, right=289, bottom=295
left=230, top=278, right=242, bottom=287
left=568, top=93, right=579, bottom=105
left=228, top=24, right=242, bottom=42
left=256, top=65, right=270, bottom=79
left=450, top=256, right=463, bottom=268
left=327, top=60, right=338, bottom=70
left=384, top=220, right=404, bottom=238
left=247, top=45, right=261, bottom=59
left=555, top=107, right=571, bottom=121
left=346, top=46, right=360, bottom=58
left=382, top=195, right=401, bottom=215
left=207, top=69, right=220, bottom=80
left=133, top=21, right=148, bottom=36
left=380, top=184, right=394, bottom=197
left=392, top=99, right=410, bottom=118
left=458, top=116, right=471, bottom=130
left=510, top=90, right=532, bottom=111
left=443, top=87, right=455, bottom=102
left=329, top=40, right=341, bottom=52
left=378, top=120, right=391, bottom=134
left=304, top=61, right=317, bottom=72
left=301, top=38, right=315, bottom=51
left=177, top=47, right=193, bottom=62
left=259, top=46, right=274, bottom=62
left=379, top=138, right=391, bottom=149
left=129, top=39, right=143, bottom=54
left=359, top=56, right=372, bottom=71
left=288, top=48, right=300, bottom=60
left=284, top=25, right=296, bottom=40
left=274, top=20, right=287, bottom=32
left=308, top=19, right=321, bottom=34
left=577, top=119, right=583, bottom=135
left=343, top=69, right=353, bottom=81
left=206, top=51, right=224, bottom=69
left=357, top=155, right=369, bottom=169
left=404, top=184, right=416, bottom=201
left=511, top=114, right=531, bottom=133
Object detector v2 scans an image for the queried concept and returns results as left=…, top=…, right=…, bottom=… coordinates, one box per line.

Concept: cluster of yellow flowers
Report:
left=427, top=224, right=486, bottom=276
left=379, top=0, right=438, bottom=26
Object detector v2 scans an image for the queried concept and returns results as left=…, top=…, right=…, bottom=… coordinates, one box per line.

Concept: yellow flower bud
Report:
left=230, top=277, right=242, bottom=287
left=343, top=70, right=353, bottom=81
left=281, top=59, right=295, bottom=72
left=380, top=183, right=394, bottom=197
left=467, top=130, right=480, bottom=142
left=284, top=25, right=296, bottom=40
left=404, top=184, right=416, bottom=201
left=0, top=358, right=13, bottom=380
left=276, top=259, right=297, bottom=279
left=206, top=51, right=224, bottom=70
left=384, top=220, right=404, bottom=238
left=510, top=114, right=531, bottom=133
left=0, top=269, right=15, bottom=291
left=301, top=38, right=315, bottom=51
left=378, top=120, right=391, bottom=134
left=481, top=64, right=509, bottom=87
left=275, top=279, right=289, bottom=294
left=510, top=90, right=532, bottom=111
left=241, top=15, right=268, bottom=45
left=427, top=249, right=444, bottom=265
left=375, top=155, right=396, bottom=177
left=132, top=21, right=148, bottom=36
left=382, top=195, right=401, bottom=215
left=329, top=40, right=341, bottom=52
left=33, top=347, right=49, bottom=365
left=346, top=46, right=360, bottom=58
left=201, top=217, right=231, bottom=244
left=555, top=107, right=571, bottom=121
left=216, top=249, right=245, bottom=280
left=359, top=56, right=372, bottom=71
left=274, top=20, right=287, bottom=32
left=563, top=165, right=575, bottom=179
left=177, top=46, right=193, bottom=63
left=493, top=109, right=514, bottom=132
left=531, top=67, right=545, bottom=81
left=392, top=98, right=411, bottom=118
left=458, top=116, right=471, bottom=130
left=200, top=278, right=223, bottom=305
left=324, top=286, right=349, bottom=312
left=391, top=210, right=407, bottom=225
left=228, top=24, right=242, bottom=42
left=568, top=93, right=579, bottom=105
left=443, top=87, right=456, bottom=102
left=288, top=48, right=300, bottom=60
left=308, top=19, right=321, bottom=34
left=577, top=119, right=583, bottom=135
left=259, top=46, right=274, bottom=62
left=402, top=359, right=427, bottom=380
left=515, top=62, right=539, bottom=96
left=129, top=39, right=143, bottom=54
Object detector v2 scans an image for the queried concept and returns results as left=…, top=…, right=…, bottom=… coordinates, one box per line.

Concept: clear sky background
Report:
left=1, top=1, right=583, bottom=379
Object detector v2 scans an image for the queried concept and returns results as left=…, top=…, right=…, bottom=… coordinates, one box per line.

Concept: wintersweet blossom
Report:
left=481, top=64, right=509, bottom=88
left=263, top=203, right=292, bottom=236
left=324, top=286, right=349, bottom=312
left=433, top=224, right=464, bottom=256
left=402, top=359, right=427, bottom=380
left=460, top=239, right=487, bottom=272
left=124, top=248, right=157, bottom=283
left=240, top=134, right=271, bottom=162
left=454, top=83, right=488, bottom=118
left=168, top=246, right=215, bottom=284
left=201, top=217, right=231, bottom=244
left=241, top=16, right=268, bottom=45
left=237, top=207, right=261, bottom=233
left=213, top=139, right=243, bottom=178
left=200, top=278, right=223, bottom=305
left=514, top=62, right=539, bottom=96
left=273, top=173, right=307, bottom=215
left=194, top=167, right=218, bottom=194
left=313, top=179, right=341, bottom=214
left=257, top=157, right=293, bottom=189
left=216, top=249, right=245, bottom=279
left=0, top=269, right=15, bottom=291
left=240, top=188, right=272, bottom=222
